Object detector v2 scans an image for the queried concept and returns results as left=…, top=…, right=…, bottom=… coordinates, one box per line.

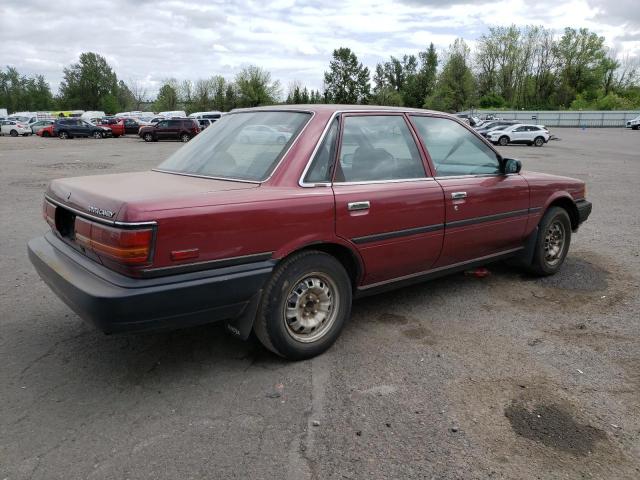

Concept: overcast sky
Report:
left=1, top=0, right=639, bottom=97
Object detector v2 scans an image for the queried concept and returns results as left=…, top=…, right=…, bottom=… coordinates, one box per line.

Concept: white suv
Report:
left=487, top=124, right=550, bottom=147
left=0, top=120, right=32, bottom=136
left=626, top=115, right=639, bottom=130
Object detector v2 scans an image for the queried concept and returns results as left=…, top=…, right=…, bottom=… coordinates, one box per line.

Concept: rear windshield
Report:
left=157, top=111, right=311, bottom=181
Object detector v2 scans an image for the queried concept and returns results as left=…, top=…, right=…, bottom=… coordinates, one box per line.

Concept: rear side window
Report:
left=335, top=115, right=425, bottom=182
left=410, top=116, right=500, bottom=177
left=169, top=120, right=181, bottom=127
left=304, top=118, right=339, bottom=183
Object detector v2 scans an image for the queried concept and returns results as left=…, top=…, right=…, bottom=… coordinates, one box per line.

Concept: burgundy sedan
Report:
left=28, top=105, right=591, bottom=359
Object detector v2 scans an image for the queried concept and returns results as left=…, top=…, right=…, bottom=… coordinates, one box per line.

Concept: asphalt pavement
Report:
left=1, top=129, right=639, bottom=479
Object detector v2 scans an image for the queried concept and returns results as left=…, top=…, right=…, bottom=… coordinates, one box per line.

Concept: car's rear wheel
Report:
left=59, top=131, right=69, bottom=139
left=42, top=131, right=50, bottom=137
left=180, top=133, right=190, bottom=142
left=527, top=207, right=571, bottom=276
left=534, top=136, right=545, bottom=147
left=499, top=136, right=509, bottom=146
left=253, top=250, right=352, bottom=360
left=10, top=130, right=18, bottom=137
left=143, top=133, right=154, bottom=142
left=632, top=125, right=639, bottom=130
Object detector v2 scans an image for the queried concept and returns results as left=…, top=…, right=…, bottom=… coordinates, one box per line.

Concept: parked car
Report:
left=30, top=120, right=54, bottom=134
left=139, top=118, right=200, bottom=142
left=96, top=118, right=125, bottom=137
left=626, top=115, right=640, bottom=130
left=115, top=117, right=145, bottom=135
left=189, top=111, right=223, bottom=121
left=36, top=124, right=55, bottom=137
left=1, top=120, right=32, bottom=136
left=28, top=105, right=592, bottom=360
left=239, top=124, right=292, bottom=144
left=487, top=124, right=550, bottom=146
left=455, top=114, right=480, bottom=127
left=197, top=119, right=213, bottom=130
left=475, top=120, right=519, bottom=137
left=52, top=118, right=112, bottom=139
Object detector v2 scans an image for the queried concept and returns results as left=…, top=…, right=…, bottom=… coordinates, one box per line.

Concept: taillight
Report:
left=74, top=217, right=153, bottom=265
left=43, top=200, right=56, bottom=228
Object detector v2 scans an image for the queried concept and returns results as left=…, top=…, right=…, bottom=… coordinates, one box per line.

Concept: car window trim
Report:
left=407, top=113, right=505, bottom=178
left=153, top=109, right=315, bottom=184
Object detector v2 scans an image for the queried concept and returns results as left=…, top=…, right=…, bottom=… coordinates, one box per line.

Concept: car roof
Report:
left=230, top=104, right=446, bottom=115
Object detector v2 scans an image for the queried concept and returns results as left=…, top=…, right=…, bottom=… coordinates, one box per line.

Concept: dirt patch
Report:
left=535, top=257, right=609, bottom=292
left=401, top=326, right=437, bottom=345
left=377, top=313, right=409, bottom=325
left=9, top=180, right=49, bottom=189
left=37, top=162, right=114, bottom=170
left=505, top=401, right=606, bottom=456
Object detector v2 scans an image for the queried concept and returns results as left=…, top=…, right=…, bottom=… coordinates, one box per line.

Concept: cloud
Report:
left=0, top=0, right=638, bottom=98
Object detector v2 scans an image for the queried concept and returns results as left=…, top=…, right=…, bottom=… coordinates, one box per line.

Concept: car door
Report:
left=331, top=113, right=445, bottom=285
left=409, top=115, right=530, bottom=267
left=510, top=126, right=528, bottom=143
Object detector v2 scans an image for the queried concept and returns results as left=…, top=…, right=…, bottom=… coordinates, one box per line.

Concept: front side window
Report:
left=156, top=120, right=169, bottom=128
left=336, top=115, right=425, bottom=182
left=410, top=116, right=500, bottom=177
left=157, top=111, right=311, bottom=182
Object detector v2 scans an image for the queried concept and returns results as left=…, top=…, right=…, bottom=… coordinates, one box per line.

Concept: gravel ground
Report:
left=1, top=129, right=639, bottom=479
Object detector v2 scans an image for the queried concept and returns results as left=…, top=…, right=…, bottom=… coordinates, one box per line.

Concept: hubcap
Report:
left=544, top=220, right=565, bottom=266
left=283, top=273, right=338, bottom=343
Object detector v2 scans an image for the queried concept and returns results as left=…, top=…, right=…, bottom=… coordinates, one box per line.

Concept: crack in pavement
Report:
left=287, top=354, right=331, bottom=480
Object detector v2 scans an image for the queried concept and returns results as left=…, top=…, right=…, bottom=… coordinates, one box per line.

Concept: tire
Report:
left=42, top=131, right=50, bottom=137
left=253, top=250, right=352, bottom=360
left=59, top=131, right=69, bottom=139
left=527, top=207, right=572, bottom=276
left=534, top=136, right=545, bottom=147
left=143, top=133, right=154, bottom=142
left=498, top=136, right=509, bottom=146
left=180, top=133, right=190, bottom=143
left=93, top=130, right=102, bottom=139
left=632, top=125, right=639, bottom=130
left=10, top=129, right=18, bottom=137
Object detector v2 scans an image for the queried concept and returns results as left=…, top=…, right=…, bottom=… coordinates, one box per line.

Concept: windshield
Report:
left=157, top=111, right=311, bottom=181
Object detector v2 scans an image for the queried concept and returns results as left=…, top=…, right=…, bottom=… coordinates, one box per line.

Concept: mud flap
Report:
left=508, top=226, right=538, bottom=267
left=225, top=290, right=262, bottom=340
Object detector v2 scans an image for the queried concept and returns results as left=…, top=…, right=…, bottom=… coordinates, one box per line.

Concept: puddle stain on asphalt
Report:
left=36, top=162, right=114, bottom=170
left=504, top=401, right=607, bottom=456
left=376, top=313, right=409, bottom=325
left=401, top=326, right=437, bottom=345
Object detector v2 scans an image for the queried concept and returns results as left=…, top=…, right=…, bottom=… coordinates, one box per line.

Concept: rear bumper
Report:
left=28, top=233, right=274, bottom=334
left=576, top=199, right=592, bottom=225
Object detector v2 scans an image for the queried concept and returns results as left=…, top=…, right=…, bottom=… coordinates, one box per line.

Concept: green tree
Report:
left=424, top=39, right=475, bottom=112
left=235, top=66, right=281, bottom=107
left=370, top=87, right=404, bottom=106
left=324, top=47, right=370, bottom=104
left=154, top=80, right=179, bottom=111
left=0, top=67, right=54, bottom=112
left=59, top=52, right=120, bottom=110
left=224, top=82, right=238, bottom=111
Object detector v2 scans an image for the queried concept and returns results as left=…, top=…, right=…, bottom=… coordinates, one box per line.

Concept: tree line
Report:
left=1, top=25, right=638, bottom=115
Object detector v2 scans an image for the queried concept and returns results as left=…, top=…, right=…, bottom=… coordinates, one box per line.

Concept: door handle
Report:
left=451, top=191, right=467, bottom=199
left=348, top=201, right=370, bottom=211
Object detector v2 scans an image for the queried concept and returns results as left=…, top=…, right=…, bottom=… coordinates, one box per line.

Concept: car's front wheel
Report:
left=534, top=136, right=545, bottom=147
left=254, top=250, right=352, bottom=360
left=10, top=129, right=18, bottom=137
left=498, top=136, right=509, bottom=146
left=527, top=206, right=571, bottom=276
left=59, top=131, right=69, bottom=139
left=42, top=131, right=50, bottom=137
left=143, top=132, right=154, bottom=142
left=180, top=133, right=190, bottom=142
left=93, top=131, right=102, bottom=139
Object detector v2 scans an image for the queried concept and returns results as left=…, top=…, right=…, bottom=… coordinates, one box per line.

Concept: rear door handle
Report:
left=451, top=191, right=467, bottom=199
left=348, top=201, right=370, bottom=211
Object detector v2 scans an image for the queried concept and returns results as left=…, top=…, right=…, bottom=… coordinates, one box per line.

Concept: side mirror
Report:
left=503, top=158, right=522, bottom=174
